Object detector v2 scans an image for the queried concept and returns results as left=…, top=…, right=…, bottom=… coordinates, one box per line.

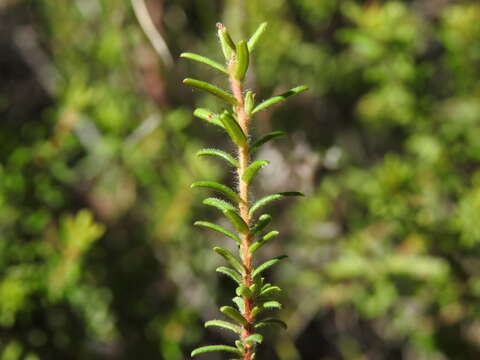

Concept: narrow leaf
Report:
left=252, top=85, right=308, bottom=114
left=194, top=221, right=241, bottom=245
left=245, top=91, right=255, bottom=116
left=263, top=301, right=282, bottom=310
left=205, top=320, right=241, bottom=334
left=249, top=230, right=279, bottom=253
left=217, top=23, right=236, bottom=60
left=183, top=78, right=237, bottom=105
left=203, top=198, right=237, bottom=213
left=250, top=131, right=286, bottom=153
left=193, top=108, right=224, bottom=128
left=242, top=160, right=269, bottom=185
left=260, top=285, right=281, bottom=297
left=248, top=22, right=268, bottom=51
left=180, top=52, right=228, bottom=74
left=249, top=192, right=304, bottom=216
left=216, top=266, right=242, bottom=284
left=235, top=340, right=244, bottom=352
left=252, top=255, right=287, bottom=278
left=236, top=285, right=253, bottom=298
left=251, top=214, right=272, bottom=235
left=213, top=247, right=245, bottom=274
left=196, top=148, right=238, bottom=168
left=234, top=40, right=249, bottom=81
left=232, top=296, right=245, bottom=313
left=254, top=318, right=287, bottom=330
left=220, top=112, right=247, bottom=146
left=192, top=181, right=241, bottom=203
left=221, top=306, right=248, bottom=326
left=223, top=209, right=249, bottom=234
left=245, top=333, right=263, bottom=345
left=191, top=345, right=241, bottom=357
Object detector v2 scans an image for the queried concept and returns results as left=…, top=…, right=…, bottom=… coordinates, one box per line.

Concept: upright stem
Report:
left=229, top=62, right=254, bottom=360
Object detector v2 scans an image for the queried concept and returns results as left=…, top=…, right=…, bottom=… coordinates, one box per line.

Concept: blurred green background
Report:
left=1, top=0, right=480, bottom=359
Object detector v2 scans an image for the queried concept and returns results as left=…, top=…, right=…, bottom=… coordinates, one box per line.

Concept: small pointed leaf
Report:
left=252, top=255, right=287, bottom=278
left=216, top=266, right=242, bottom=284
left=250, top=131, right=287, bottom=153
left=192, top=181, right=241, bottom=203
left=232, top=296, right=245, bottom=313
left=213, top=247, right=245, bottom=274
left=203, top=198, right=237, bottom=213
left=217, top=23, right=236, bottom=60
left=194, top=221, right=241, bottom=245
left=223, top=209, right=249, bottom=234
left=245, top=91, right=255, bottom=116
left=183, top=78, right=237, bottom=105
left=242, top=160, right=269, bottom=185
left=245, top=333, right=263, bottom=345
left=221, top=306, right=248, bottom=326
left=260, top=285, right=281, bottom=297
left=263, top=300, right=282, bottom=309
left=249, top=192, right=304, bottom=216
left=249, top=231, right=279, bottom=253
left=235, top=340, right=244, bottom=352
left=254, top=318, right=287, bottom=330
left=236, top=285, right=253, bottom=298
left=220, top=112, right=247, bottom=146
left=205, top=320, right=241, bottom=334
left=234, top=40, right=249, bottom=81
left=191, top=345, right=241, bottom=357
left=248, top=22, right=268, bottom=51
left=193, top=108, right=224, bottom=128
left=252, top=85, right=308, bottom=114
left=180, top=52, right=228, bottom=74
left=251, top=214, right=272, bottom=235
left=196, top=148, right=238, bottom=168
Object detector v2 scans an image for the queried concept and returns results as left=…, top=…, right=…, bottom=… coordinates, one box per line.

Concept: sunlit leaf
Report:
left=183, top=78, right=237, bottom=105
left=251, top=214, right=272, bottom=235
left=203, top=198, right=236, bottom=213
left=245, top=333, right=263, bottom=344
left=223, top=209, right=249, bottom=234
left=220, top=306, right=248, bottom=325
left=242, top=160, right=269, bottom=185
left=220, top=112, right=247, bottom=146
left=196, top=148, right=239, bottom=168
left=248, top=22, right=268, bottom=51
left=252, top=255, right=287, bottom=278
left=194, top=221, right=241, bottom=245
left=249, top=192, right=304, bottom=216
left=250, top=131, right=286, bottom=153
left=254, top=318, right=287, bottom=330
left=252, top=85, right=308, bottom=114
left=191, top=181, right=241, bottom=203
left=191, top=345, right=241, bottom=357
left=216, top=266, right=242, bottom=284
left=181, top=52, right=228, bottom=74
left=205, top=319, right=241, bottom=334
left=193, top=108, right=224, bottom=128
left=234, top=40, right=249, bottom=81
left=249, top=231, right=279, bottom=253
left=213, top=247, right=245, bottom=274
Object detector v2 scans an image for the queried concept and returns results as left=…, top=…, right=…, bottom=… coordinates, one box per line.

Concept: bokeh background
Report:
left=1, top=0, right=480, bottom=359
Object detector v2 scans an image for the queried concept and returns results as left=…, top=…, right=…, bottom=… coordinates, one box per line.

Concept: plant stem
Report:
left=229, top=61, right=254, bottom=360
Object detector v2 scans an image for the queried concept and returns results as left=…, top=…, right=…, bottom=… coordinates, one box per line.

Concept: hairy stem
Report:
left=229, top=61, right=254, bottom=360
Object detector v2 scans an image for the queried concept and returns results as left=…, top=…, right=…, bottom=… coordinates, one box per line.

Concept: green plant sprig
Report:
left=182, top=22, right=307, bottom=360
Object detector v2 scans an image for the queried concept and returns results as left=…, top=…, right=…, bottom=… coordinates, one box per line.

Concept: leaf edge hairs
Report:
left=182, top=22, right=308, bottom=360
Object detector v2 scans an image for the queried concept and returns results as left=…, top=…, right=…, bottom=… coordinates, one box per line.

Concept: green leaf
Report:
left=242, top=160, right=269, bottom=185
left=192, top=181, right=241, bottom=203
left=196, top=148, right=238, bottom=168
left=250, top=131, right=287, bottom=153
left=203, top=198, right=237, bottom=213
left=183, top=78, right=237, bottom=105
left=249, top=231, right=279, bottom=253
left=236, top=285, right=253, bottom=298
left=234, top=40, right=249, bottom=81
left=232, top=296, right=245, bottom=313
left=235, top=340, right=244, bottom=352
left=249, top=192, right=304, bottom=216
left=216, top=266, right=242, bottom=284
left=263, top=301, right=282, bottom=309
left=244, top=91, right=255, bottom=116
left=260, top=285, right=281, bottom=297
left=213, top=247, right=245, bottom=274
left=251, top=214, right=272, bottom=235
left=193, top=108, right=224, bottom=128
left=223, top=209, right=249, bottom=234
left=191, top=345, right=241, bottom=357
left=220, top=112, right=247, bottom=146
left=252, top=255, right=287, bottom=278
left=245, top=333, right=263, bottom=345
left=217, top=23, right=236, bottom=60
left=220, top=306, right=248, bottom=326
left=254, top=318, right=287, bottom=330
left=252, top=85, right=308, bottom=114
left=180, top=52, right=228, bottom=74
left=194, top=221, right=241, bottom=245
left=205, top=319, right=241, bottom=334
left=248, top=22, right=268, bottom=51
